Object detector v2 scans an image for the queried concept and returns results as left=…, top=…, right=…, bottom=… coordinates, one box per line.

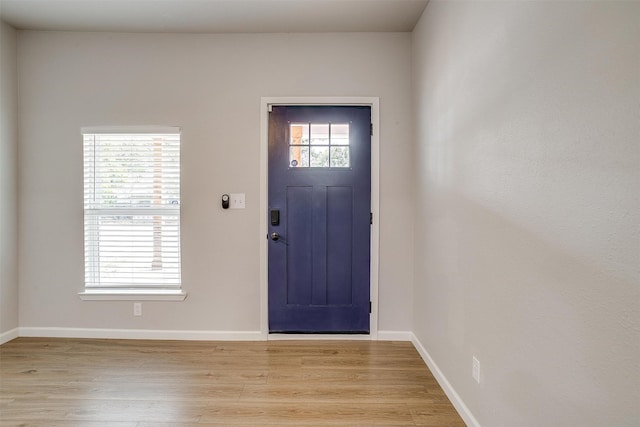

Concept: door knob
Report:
left=270, top=232, right=280, bottom=241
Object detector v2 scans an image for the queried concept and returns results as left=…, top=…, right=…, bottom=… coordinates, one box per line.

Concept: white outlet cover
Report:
left=230, top=193, right=245, bottom=209
left=472, top=356, right=480, bottom=384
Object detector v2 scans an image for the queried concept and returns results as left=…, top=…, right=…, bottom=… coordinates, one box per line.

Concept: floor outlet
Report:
left=472, top=356, right=480, bottom=384
left=134, top=303, right=142, bottom=317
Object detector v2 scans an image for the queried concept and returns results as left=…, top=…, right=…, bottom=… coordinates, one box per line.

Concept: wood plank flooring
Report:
left=0, top=338, right=466, bottom=426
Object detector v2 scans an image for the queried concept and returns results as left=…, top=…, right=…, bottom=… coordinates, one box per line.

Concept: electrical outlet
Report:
left=472, top=356, right=480, bottom=384
left=133, top=303, right=142, bottom=317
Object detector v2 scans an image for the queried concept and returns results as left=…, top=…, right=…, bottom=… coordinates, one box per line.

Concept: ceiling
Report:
left=0, top=0, right=429, bottom=33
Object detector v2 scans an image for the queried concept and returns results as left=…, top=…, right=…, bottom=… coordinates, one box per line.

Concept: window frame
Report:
left=78, top=126, right=186, bottom=301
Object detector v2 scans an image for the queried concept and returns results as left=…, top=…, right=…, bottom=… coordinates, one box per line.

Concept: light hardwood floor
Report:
left=0, top=338, right=465, bottom=426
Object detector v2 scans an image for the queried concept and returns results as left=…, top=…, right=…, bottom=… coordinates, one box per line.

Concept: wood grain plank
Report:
left=0, top=423, right=137, bottom=427
left=200, top=401, right=416, bottom=425
left=240, top=383, right=433, bottom=404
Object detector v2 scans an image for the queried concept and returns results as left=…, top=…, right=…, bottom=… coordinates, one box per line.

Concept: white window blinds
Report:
left=83, top=129, right=182, bottom=291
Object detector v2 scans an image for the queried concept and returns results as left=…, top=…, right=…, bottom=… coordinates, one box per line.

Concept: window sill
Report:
left=78, top=290, right=187, bottom=301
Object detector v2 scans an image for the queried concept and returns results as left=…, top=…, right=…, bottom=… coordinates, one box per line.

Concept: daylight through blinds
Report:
left=83, top=131, right=181, bottom=290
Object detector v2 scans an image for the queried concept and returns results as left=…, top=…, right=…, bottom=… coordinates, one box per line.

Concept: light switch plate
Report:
left=230, top=193, right=245, bottom=209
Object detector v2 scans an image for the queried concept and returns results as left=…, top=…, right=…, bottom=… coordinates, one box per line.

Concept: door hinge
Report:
left=370, top=212, right=373, bottom=225
left=370, top=123, right=373, bottom=136
left=369, top=301, right=372, bottom=313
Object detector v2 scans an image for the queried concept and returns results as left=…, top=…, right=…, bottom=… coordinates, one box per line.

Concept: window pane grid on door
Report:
left=289, top=123, right=350, bottom=168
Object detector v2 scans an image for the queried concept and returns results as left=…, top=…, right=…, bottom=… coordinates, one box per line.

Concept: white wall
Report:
left=0, top=21, right=19, bottom=340
left=412, top=1, right=639, bottom=426
left=17, top=31, right=414, bottom=334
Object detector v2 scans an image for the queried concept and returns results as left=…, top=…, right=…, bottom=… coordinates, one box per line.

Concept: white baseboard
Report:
left=411, top=333, right=481, bottom=427
left=6, top=328, right=411, bottom=343
left=0, top=327, right=19, bottom=345
left=18, top=327, right=265, bottom=341
left=377, top=330, right=413, bottom=341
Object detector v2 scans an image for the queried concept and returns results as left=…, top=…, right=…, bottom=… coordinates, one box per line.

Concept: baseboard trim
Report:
left=411, top=333, right=481, bottom=427
left=9, top=328, right=412, bottom=343
left=18, top=327, right=265, bottom=341
left=0, top=327, right=19, bottom=345
left=377, top=330, right=413, bottom=341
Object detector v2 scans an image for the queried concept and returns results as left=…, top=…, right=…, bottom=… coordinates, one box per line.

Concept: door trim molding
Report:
left=260, top=97, right=380, bottom=340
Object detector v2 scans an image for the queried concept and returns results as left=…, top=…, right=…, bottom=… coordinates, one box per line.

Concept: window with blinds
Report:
left=82, top=128, right=182, bottom=293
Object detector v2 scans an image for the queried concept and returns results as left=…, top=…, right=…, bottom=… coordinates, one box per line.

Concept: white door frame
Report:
left=259, top=97, right=380, bottom=340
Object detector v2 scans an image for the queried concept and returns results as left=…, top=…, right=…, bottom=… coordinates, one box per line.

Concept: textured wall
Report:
left=0, top=21, right=19, bottom=338
left=412, top=1, right=639, bottom=426
left=17, top=31, right=414, bottom=333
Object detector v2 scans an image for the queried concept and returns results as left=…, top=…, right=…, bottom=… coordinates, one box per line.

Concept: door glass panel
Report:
left=331, top=124, right=349, bottom=145
left=289, top=122, right=350, bottom=168
left=290, top=124, right=309, bottom=145
left=289, top=146, right=309, bottom=167
left=310, top=146, right=329, bottom=167
left=330, top=146, right=350, bottom=168
left=310, top=124, right=329, bottom=145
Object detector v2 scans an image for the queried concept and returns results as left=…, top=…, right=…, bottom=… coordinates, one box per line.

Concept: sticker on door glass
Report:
left=289, top=146, right=309, bottom=167
left=289, top=123, right=350, bottom=168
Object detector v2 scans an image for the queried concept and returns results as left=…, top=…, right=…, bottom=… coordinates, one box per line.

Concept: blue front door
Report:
left=268, top=106, right=371, bottom=333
